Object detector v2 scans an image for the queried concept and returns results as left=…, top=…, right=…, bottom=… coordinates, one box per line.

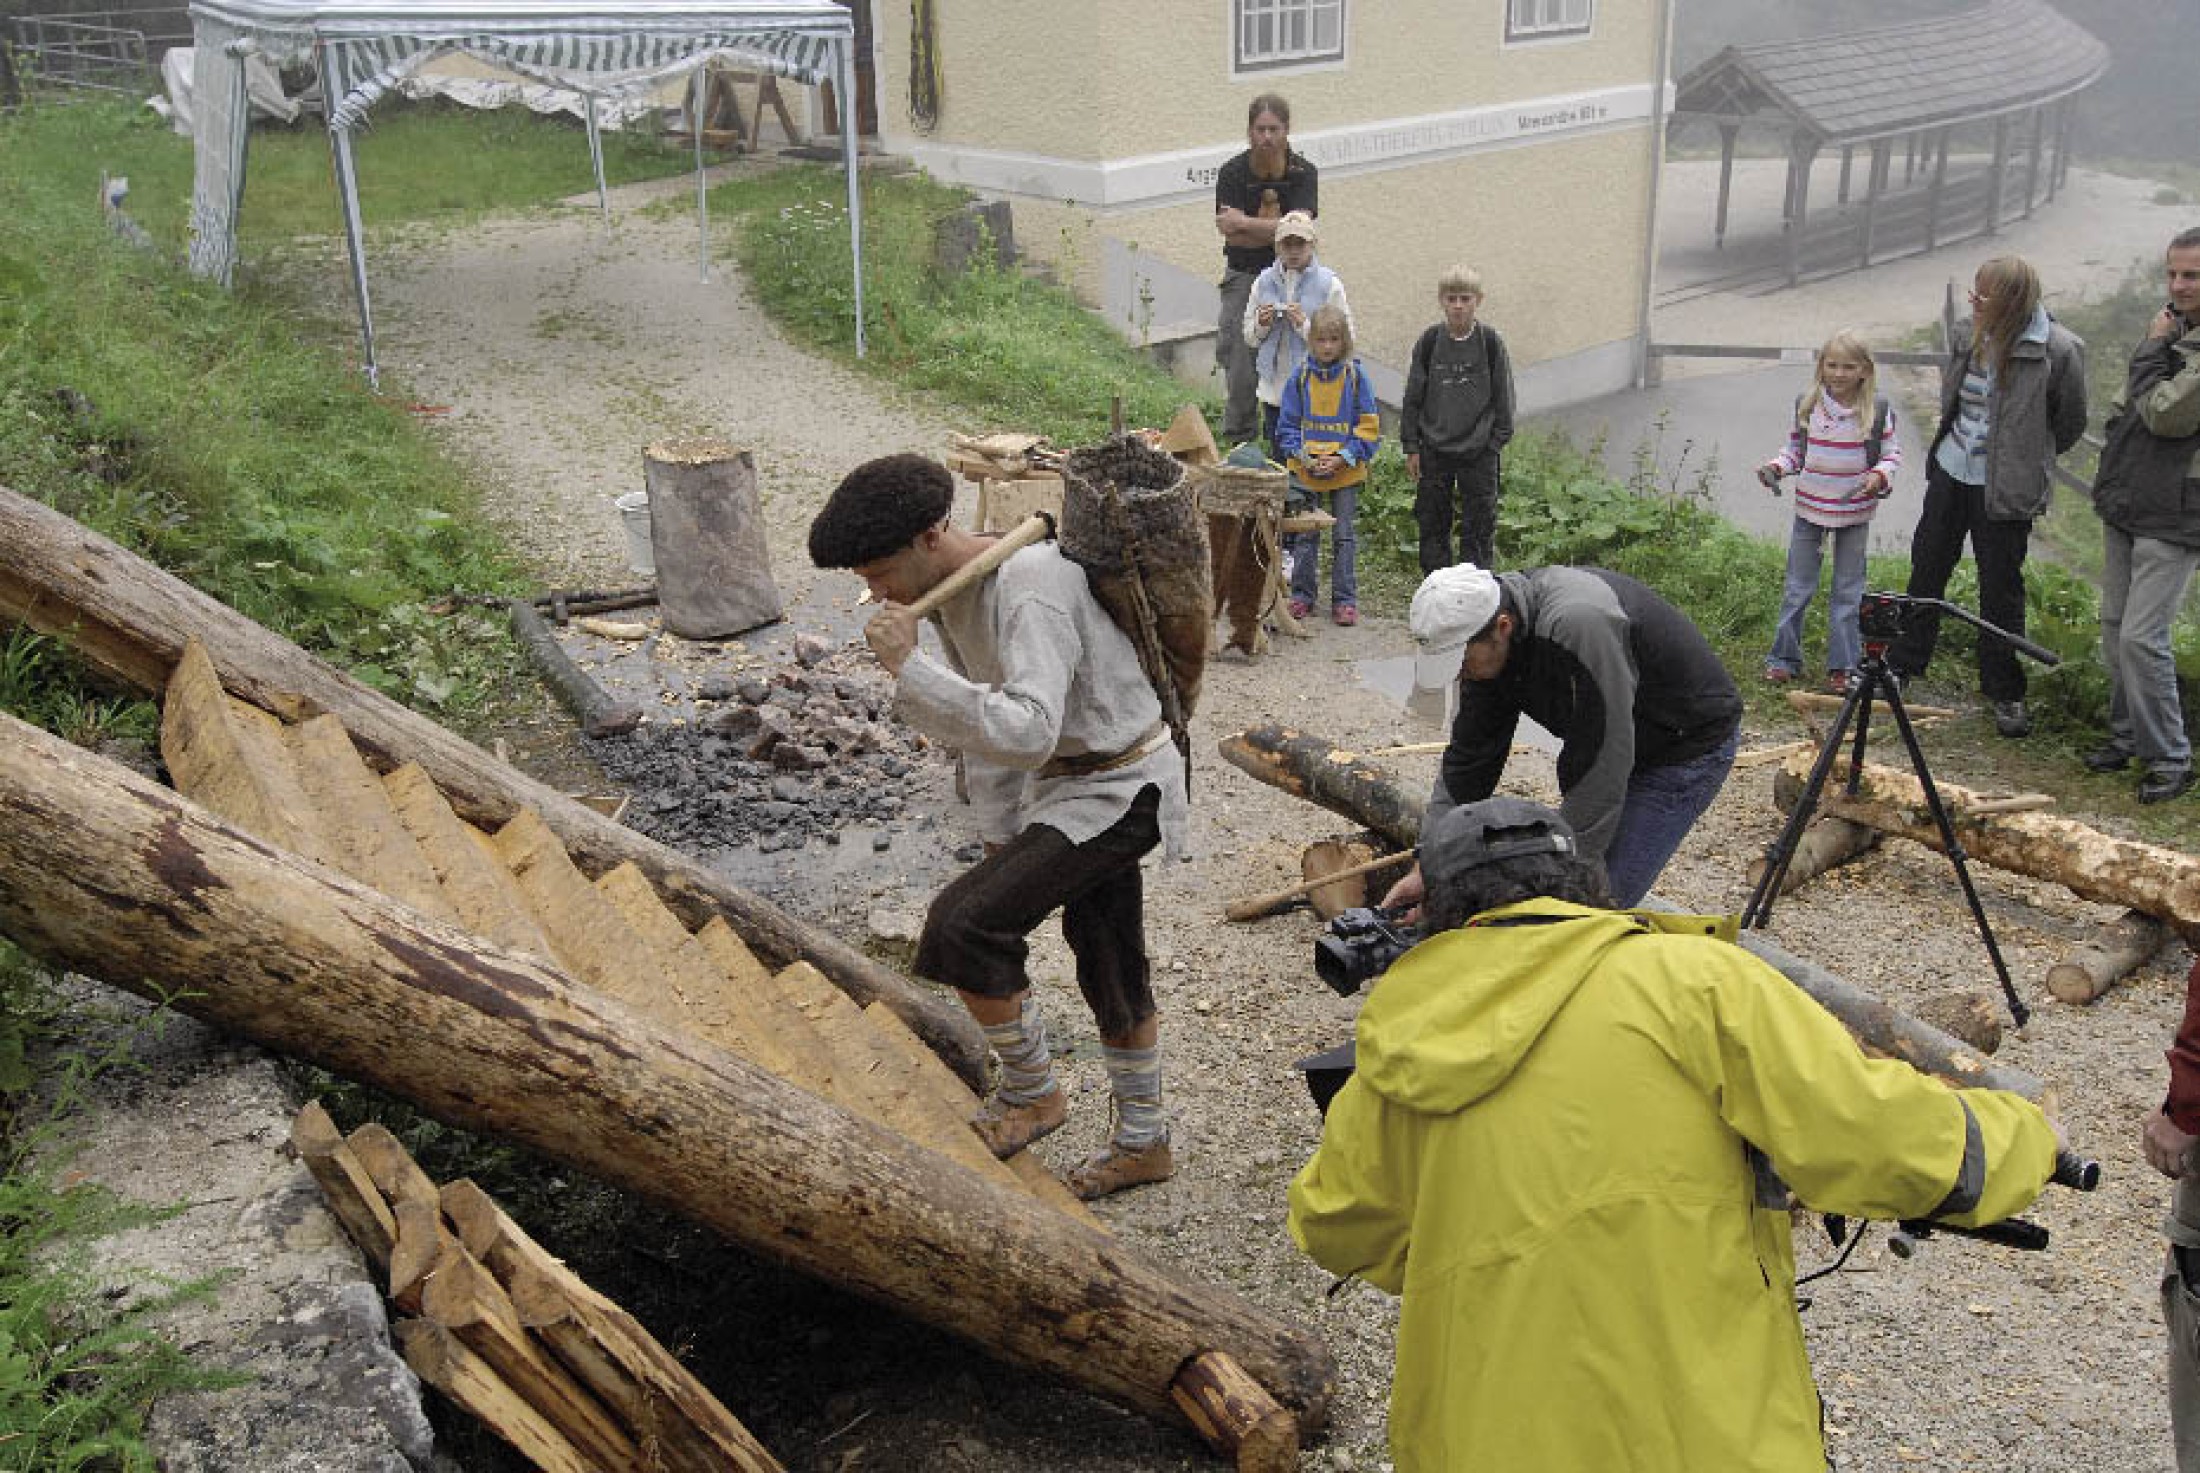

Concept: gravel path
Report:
left=357, top=174, right=2192, bottom=1473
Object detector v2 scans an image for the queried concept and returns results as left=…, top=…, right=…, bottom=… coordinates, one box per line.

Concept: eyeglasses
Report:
left=1967, top=289, right=1993, bottom=305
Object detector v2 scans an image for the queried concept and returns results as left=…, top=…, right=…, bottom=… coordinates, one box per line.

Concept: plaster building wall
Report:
left=868, top=0, right=1666, bottom=412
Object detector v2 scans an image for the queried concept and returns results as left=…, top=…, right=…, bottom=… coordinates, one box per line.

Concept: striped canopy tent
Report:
left=184, top=0, right=864, bottom=383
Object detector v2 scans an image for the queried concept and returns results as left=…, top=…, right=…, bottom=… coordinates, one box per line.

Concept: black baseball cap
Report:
left=1419, top=797, right=1577, bottom=885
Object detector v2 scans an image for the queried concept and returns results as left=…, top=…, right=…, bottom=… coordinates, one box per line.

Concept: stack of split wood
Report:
left=293, top=1102, right=781, bottom=1472
left=1767, top=753, right=2196, bottom=1004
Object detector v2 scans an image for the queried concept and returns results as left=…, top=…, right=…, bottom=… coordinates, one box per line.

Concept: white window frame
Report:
left=1504, top=0, right=1593, bottom=44
left=1233, top=0, right=1346, bottom=75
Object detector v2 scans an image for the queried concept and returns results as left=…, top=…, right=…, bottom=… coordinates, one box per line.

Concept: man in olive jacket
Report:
left=2087, top=227, right=2200, bottom=805
left=1290, top=797, right=2059, bottom=1473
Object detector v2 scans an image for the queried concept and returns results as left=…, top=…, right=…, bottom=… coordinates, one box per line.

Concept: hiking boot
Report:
left=2140, top=767, right=2196, bottom=805
left=1064, top=1135, right=1175, bottom=1200
left=1991, top=699, right=2031, bottom=739
left=1762, top=663, right=1795, bottom=685
left=2083, top=742, right=2135, bottom=774
left=970, top=1088, right=1067, bottom=1159
left=1333, top=603, right=1358, bottom=627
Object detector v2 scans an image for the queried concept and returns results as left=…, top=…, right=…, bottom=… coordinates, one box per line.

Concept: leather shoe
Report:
left=1064, top=1135, right=1175, bottom=1200
left=2140, top=767, right=2196, bottom=805
left=2083, top=743, right=2134, bottom=774
left=970, top=1088, right=1067, bottom=1159
left=1991, top=699, right=2030, bottom=739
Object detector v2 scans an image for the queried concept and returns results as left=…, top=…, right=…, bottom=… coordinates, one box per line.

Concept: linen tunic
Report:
left=895, top=541, right=1187, bottom=858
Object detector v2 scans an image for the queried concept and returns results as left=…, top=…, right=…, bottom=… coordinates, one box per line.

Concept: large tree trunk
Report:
left=644, top=438, right=783, bottom=640
left=1219, top=725, right=2048, bottom=1101
left=1774, top=755, right=2200, bottom=945
left=0, top=485, right=986, bottom=1089
left=0, top=711, right=1334, bottom=1434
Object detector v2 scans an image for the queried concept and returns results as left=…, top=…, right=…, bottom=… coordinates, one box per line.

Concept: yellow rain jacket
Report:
left=1288, top=900, right=2056, bottom=1472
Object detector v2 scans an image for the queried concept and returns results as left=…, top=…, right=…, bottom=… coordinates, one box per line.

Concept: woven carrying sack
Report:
left=1058, top=435, right=1213, bottom=736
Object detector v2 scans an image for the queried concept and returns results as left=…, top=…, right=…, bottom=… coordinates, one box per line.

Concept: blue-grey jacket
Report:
left=1933, top=312, right=2088, bottom=522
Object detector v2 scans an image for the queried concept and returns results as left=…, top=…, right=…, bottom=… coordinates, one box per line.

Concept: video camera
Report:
left=1312, top=905, right=1424, bottom=998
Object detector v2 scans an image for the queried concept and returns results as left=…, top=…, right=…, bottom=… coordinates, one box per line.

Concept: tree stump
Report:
left=643, top=437, right=782, bottom=640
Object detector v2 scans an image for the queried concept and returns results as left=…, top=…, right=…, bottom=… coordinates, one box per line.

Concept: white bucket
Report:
left=615, top=490, right=654, bottom=576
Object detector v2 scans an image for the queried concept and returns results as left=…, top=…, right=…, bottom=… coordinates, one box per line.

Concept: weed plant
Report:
left=0, top=946, right=236, bottom=1470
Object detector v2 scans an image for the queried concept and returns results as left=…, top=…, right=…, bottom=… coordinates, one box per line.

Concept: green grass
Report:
left=709, top=165, right=1222, bottom=444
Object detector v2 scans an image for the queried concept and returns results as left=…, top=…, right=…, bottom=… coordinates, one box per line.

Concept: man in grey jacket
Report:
left=2085, top=227, right=2200, bottom=805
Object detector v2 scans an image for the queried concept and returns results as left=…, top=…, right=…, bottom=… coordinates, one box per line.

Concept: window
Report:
left=1506, top=0, right=1592, bottom=41
left=1235, top=0, right=1344, bottom=72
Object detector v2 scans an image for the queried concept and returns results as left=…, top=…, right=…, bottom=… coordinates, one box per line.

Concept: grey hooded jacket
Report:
left=1933, top=313, right=2088, bottom=522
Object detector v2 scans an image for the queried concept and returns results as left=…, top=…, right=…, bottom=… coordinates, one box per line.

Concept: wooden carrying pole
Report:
left=904, top=514, right=1051, bottom=618
left=0, top=485, right=988, bottom=1089
left=1218, top=724, right=2048, bottom=1100
left=0, top=711, right=1334, bottom=1438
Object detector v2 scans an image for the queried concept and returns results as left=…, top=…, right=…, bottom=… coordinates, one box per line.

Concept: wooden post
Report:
left=2022, top=105, right=2045, bottom=217
left=0, top=712, right=1335, bottom=1433
left=1714, top=124, right=1738, bottom=247
left=1786, top=138, right=1816, bottom=286
left=643, top=437, right=783, bottom=640
left=1925, top=126, right=1950, bottom=251
left=2047, top=911, right=2174, bottom=1005
left=1984, top=116, right=2010, bottom=234
left=1860, top=140, right=1889, bottom=266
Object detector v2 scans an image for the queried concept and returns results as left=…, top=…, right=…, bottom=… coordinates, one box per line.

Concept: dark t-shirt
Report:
left=1215, top=148, right=1319, bottom=274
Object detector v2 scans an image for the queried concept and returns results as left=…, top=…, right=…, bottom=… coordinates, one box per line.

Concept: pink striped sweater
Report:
left=1770, top=389, right=1901, bottom=529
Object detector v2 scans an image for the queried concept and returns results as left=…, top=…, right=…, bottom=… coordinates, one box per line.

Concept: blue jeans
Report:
left=2101, top=524, right=2200, bottom=775
left=1767, top=517, right=1870, bottom=676
left=1603, top=729, right=1739, bottom=907
left=1288, top=483, right=1359, bottom=607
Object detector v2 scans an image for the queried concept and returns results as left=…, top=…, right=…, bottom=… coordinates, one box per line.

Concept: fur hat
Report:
left=808, top=453, right=955, bottom=568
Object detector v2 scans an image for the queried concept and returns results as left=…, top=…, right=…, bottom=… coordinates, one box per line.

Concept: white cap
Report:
left=1273, top=210, right=1318, bottom=244
left=1409, top=564, right=1500, bottom=690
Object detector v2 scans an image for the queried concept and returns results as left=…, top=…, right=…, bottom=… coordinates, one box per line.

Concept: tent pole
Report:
left=838, top=36, right=865, bottom=358
left=693, top=67, right=710, bottom=283
left=585, top=95, right=609, bottom=220
left=322, top=42, right=378, bottom=390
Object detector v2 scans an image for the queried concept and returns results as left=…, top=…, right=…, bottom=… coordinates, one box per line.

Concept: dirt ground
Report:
left=345, top=165, right=2199, bottom=1473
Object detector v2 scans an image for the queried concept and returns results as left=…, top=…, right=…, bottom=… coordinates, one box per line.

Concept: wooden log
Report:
left=506, top=598, right=644, bottom=739
left=1745, top=816, right=1880, bottom=897
left=1775, top=754, right=2200, bottom=944
left=397, top=1319, right=598, bottom=1473
left=443, top=1177, right=785, bottom=1473
left=0, top=484, right=988, bottom=1089
left=388, top=1196, right=453, bottom=1315
left=161, top=640, right=332, bottom=864
left=422, top=1239, right=642, bottom=1471
left=2048, top=909, right=2174, bottom=1005
left=1171, top=1350, right=1299, bottom=1473
left=290, top=1100, right=395, bottom=1272
left=345, top=1121, right=441, bottom=1210
left=1217, top=724, right=2046, bottom=1101
left=382, top=764, right=558, bottom=961
left=0, top=714, right=1333, bottom=1431
left=644, top=438, right=783, bottom=639
left=1911, top=990, right=2005, bottom=1055
left=1784, top=689, right=1955, bottom=719
left=1301, top=833, right=1393, bottom=920
left=287, top=714, right=457, bottom=921
left=1216, top=725, right=1427, bottom=851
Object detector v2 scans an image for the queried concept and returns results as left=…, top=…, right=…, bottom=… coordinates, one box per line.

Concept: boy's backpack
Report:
left=1057, top=435, right=1212, bottom=771
left=1795, top=392, right=1892, bottom=467
left=1410, top=323, right=1497, bottom=397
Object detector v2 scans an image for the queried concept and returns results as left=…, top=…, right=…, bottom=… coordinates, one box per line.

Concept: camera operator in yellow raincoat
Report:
left=1288, top=797, right=2059, bottom=1472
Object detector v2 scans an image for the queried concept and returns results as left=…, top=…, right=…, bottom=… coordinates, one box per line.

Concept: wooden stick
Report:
left=1785, top=690, right=1954, bottom=719
left=1226, top=850, right=1412, bottom=923
left=1350, top=742, right=1448, bottom=759
left=1734, top=740, right=1811, bottom=770
left=904, top=514, right=1052, bottom=619
left=1962, top=793, right=2056, bottom=817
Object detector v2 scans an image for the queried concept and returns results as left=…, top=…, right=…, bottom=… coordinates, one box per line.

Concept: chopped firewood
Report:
left=574, top=616, right=651, bottom=640
left=2048, top=910, right=2174, bottom=1005
left=290, top=1101, right=394, bottom=1272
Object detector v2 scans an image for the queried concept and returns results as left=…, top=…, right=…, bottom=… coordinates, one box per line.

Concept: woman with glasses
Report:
left=1884, top=256, right=2088, bottom=737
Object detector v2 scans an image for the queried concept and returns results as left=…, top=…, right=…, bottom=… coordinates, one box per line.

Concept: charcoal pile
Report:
left=586, top=646, right=945, bottom=855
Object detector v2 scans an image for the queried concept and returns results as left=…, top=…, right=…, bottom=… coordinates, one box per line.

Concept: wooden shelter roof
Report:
left=1671, top=0, right=2107, bottom=146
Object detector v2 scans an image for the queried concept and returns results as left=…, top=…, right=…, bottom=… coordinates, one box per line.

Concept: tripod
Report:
left=1741, top=593, right=2060, bottom=1027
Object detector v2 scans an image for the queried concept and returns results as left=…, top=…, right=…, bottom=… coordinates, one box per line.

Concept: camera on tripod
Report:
left=1313, top=905, right=1424, bottom=997
left=1856, top=591, right=1915, bottom=643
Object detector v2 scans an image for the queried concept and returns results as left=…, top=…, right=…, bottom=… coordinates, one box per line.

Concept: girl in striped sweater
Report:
left=1757, top=329, right=1901, bottom=693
